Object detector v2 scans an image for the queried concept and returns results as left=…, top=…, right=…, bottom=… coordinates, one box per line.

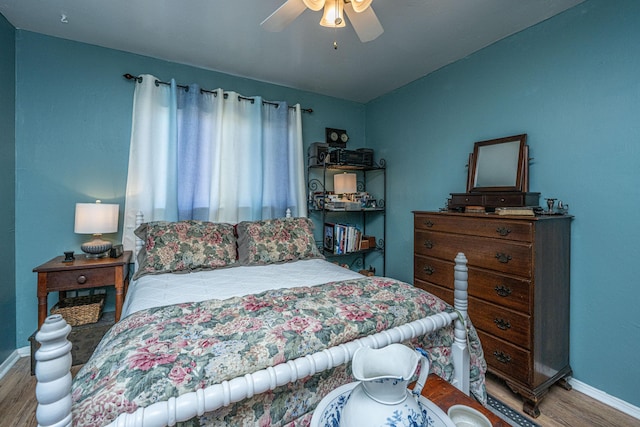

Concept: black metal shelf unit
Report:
left=307, top=154, right=386, bottom=275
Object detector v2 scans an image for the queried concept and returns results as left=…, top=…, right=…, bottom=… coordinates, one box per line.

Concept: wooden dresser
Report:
left=413, top=211, right=572, bottom=418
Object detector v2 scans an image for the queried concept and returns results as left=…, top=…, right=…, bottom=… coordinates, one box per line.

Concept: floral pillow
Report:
left=236, top=217, right=323, bottom=265
left=133, top=220, right=237, bottom=280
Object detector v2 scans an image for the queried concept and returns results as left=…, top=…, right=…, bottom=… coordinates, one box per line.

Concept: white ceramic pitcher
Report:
left=340, top=344, right=430, bottom=427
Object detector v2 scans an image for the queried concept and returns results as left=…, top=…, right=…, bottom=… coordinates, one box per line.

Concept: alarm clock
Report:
left=325, top=128, right=349, bottom=147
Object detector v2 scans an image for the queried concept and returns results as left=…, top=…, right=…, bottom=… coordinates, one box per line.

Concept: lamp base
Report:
left=81, top=235, right=113, bottom=259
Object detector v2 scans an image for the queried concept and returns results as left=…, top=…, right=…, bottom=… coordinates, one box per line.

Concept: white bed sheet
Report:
left=122, top=258, right=364, bottom=317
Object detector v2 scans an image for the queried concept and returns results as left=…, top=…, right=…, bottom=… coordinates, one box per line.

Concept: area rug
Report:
left=486, top=394, right=541, bottom=427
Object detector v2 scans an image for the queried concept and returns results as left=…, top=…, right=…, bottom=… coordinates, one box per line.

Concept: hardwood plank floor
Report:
left=0, top=357, right=37, bottom=427
left=1, top=357, right=637, bottom=426
left=485, top=372, right=639, bottom=426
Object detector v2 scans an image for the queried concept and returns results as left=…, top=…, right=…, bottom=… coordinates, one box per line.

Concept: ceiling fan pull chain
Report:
left=333, top=4, right=339, bottom=51
left=333, top=0, right=340, bottom=49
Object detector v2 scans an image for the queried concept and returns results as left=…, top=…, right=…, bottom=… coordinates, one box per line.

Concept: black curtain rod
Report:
left=123, top=74, right=313, bottom=113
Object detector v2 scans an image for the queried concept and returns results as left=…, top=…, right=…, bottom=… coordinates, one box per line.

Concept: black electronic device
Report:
left=309, top=142, right=330, bottom=166
left=329, top=148, right=374, bottom=167
left=110, top=244, right=124, bottom=258
left=357, top=148, right=374, bottom=161
left=325, top=128, right=349, bottom=148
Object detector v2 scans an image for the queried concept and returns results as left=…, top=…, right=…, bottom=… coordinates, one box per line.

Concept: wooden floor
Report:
left=484, top=372, right=638, bottom=427
left=1, top=357, right=637, bottom=427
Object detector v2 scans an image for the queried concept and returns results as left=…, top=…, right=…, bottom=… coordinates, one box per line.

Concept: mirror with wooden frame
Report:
left=467, top=134, right=529, bottom=193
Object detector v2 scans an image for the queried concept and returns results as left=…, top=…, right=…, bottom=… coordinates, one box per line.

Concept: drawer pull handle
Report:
left=495, top=285, right=512, bottom=297
left=496, top=227, right=511, bottom=236
left=494, top=318, right=511, bottom=330
left=423, top=220, right=434, bottom=228
left=495, top=253, right=512, bottom=263
left=493, top=351, right=512, bottom=364
left=76, top=275, right=87, bottom=284
left=423, top=240, right=433, bottom=249
left=423, top=266, right=435, bottom=275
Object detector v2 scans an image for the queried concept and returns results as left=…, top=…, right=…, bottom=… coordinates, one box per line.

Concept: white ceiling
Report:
left=1, top=0, right=583, bottom=103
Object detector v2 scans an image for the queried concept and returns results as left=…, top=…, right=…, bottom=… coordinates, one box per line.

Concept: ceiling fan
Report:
left=261, top=0, right=384, bottom=43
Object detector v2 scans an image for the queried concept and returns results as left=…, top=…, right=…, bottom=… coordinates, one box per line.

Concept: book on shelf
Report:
left=495, top=207, right=535, bottom=216
left=323, top=223, right=335, bottom=252
left=324, top=222, right=363, bottom=254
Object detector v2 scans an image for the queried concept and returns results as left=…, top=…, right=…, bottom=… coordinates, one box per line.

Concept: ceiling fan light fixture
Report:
left=320, top=0, right=346, bottom=28
left=302, top=0, right=326, bottom=12
left=351, top=0, right=373, bottom=13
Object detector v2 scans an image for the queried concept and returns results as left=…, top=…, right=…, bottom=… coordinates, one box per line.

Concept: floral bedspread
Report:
left=71, top=277, right=486, bottom=426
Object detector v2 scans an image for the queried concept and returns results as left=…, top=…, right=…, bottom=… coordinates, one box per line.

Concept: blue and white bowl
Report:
left=311, top=382, right=456, bottom=427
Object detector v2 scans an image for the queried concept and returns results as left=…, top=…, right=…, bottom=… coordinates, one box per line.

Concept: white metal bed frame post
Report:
left=35, top=253, right=470, bottom=427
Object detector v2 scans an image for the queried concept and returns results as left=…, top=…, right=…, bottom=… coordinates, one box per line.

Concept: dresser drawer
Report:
left=414, top=213, right=533, bottom=242
left=449, top=193, right=484, bottom=207
left=483, top=193, right=533, bottom=208
left=477, top=330, right=531, bottom=385
left=45, top=267, right=115, bottom=291
left=414, top=256, right=531, bottom=313
left=468, top=297, right=530, bottom=349
left=414, top=255, right=453, bottom=288
left=415, top=280, right=453, bottom=304
left=415, top=230, right=532, bottom=277
left=468, top=268, right=531, bottom=314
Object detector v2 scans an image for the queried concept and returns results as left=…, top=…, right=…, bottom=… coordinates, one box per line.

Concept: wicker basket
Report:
left=50, top=294, right=105, bottom=326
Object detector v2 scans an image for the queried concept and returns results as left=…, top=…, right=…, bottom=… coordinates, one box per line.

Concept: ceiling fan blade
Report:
left=261, top=0, right=308, bottom=32
left=344, top=2, right=384, bottom=42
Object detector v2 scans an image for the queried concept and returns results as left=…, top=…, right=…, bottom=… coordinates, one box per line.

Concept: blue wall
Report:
left=366, top=0, right=640, bottom=407
left=0, top=13, right=16, bottom=363
left=13, top=31, right=365, bottom=346
left=4, top=0, right=640, bottom=410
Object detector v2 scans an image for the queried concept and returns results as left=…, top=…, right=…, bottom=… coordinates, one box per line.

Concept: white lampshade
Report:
left=74, top=201, right=119, bottom=234
left=74, top=201, right=119, bottom=258
left=320, top=0, right=345, bottom=27
left=334, top=173, right=357, bottom=195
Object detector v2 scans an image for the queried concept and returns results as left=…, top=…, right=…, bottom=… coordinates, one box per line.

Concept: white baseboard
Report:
left=17, top=345, right=30, bottom=357
left=569, top=377, right=640, bottom=420
left=0, top=346, right=31, bottom=380
left=0, top=349, right=21, bottom=380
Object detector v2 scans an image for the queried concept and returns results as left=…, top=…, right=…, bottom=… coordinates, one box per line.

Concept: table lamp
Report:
left=334, top=172, right=357, bottom=201
left=74, top=200, right=119, bottom=258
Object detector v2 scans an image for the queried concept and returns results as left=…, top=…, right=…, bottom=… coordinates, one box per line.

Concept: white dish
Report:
left=447, top=404, right=492, bottom=427
left=311, top=381, right=456, bottom=427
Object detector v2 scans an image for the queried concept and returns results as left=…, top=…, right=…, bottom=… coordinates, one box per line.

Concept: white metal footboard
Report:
left=35, top=253, right=470, bottom=427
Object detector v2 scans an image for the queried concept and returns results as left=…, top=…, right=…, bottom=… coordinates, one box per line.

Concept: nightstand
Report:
left=34, top=251, right=132, bottom=329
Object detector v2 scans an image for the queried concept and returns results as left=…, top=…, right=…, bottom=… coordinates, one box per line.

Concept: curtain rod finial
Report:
left=123, top=73, right=142, bottom=83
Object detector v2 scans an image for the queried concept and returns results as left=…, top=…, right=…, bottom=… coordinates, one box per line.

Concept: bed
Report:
left=34, top=215, right=486, bottom=427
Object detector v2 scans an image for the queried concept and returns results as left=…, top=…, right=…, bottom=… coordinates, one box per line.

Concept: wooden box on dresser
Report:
left=413, top=211, right=572, bottom=418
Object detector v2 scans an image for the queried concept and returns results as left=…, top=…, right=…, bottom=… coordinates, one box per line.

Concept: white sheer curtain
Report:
left=123, top=75, right=306, bottom=250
